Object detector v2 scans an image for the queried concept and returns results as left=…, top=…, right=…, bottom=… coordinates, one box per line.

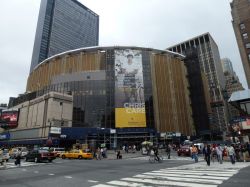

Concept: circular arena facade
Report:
left=5, top=46, right=194, bottom=147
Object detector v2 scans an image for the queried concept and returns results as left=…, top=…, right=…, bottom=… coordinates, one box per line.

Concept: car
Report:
left=177, top=145, right=191, bottom=156
left=60, top=149, right=93, bottom=159
left=25, top=149, right=56, bottom=163
left=51, top=148, right=65, bottom=157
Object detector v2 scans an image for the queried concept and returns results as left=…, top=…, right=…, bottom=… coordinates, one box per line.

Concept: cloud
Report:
left=0, top=0, right=246, bottom=104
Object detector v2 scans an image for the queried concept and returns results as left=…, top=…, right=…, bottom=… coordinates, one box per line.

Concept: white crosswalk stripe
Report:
left=2, top=161, right=44, bottom=169
left=91, top=162, right=250, bottom=187
left=128, top=155, right=201, bottom=161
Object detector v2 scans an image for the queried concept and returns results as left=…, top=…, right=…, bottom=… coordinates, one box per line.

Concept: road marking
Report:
left=108, top=180, right=153, bottom=186
left=152, top=170, right=234, bottom=177
left=134, top=174, right=223, bottom=185
left=34, top=171, right=39, bottom=174
left=64, top=176, right=72, bottom=179
left=92, top=185, right=116, bottom=187
left=22, top=168, right=27, bottom=171
left=143, top=172, right=229, bottom=180
left=88, top=180, right=99, bottom=183
left=121, top=177, right=217, bottom=187
left=49, top=173, right=55, bottom=176
left=92, top=162, right=250, bottom=187
left=4, top=162, right=45, bottom=169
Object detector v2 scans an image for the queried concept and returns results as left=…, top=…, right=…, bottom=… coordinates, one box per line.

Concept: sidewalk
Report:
left=105, top=150, right=146, bottom=160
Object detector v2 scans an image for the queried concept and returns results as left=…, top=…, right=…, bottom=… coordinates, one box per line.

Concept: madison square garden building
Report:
left=1, top=46, right=195, bottom=148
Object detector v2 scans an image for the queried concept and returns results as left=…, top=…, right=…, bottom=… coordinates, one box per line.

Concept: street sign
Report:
left=50, top=127, right=61, bottom=134
left=110, top=129, right=116, bottom=134
left=175, top=132, right=181, bottom=137
left=60, top=134, right=67, bottom=138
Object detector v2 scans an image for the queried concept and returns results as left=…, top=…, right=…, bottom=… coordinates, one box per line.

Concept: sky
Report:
left=0, top=0, right=246, bottom=104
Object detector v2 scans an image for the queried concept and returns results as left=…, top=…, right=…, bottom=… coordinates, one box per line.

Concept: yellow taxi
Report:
left=60, top=149, right=93, bottom=159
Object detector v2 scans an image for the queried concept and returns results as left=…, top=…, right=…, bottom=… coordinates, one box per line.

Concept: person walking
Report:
left=15, top=148, right=21, bottom=167
left=227, top=144, right=236, bottom=164
left=216, top=144, right=223, bottom=164
left=166, top=144, right=171, bottom=159
left=97, top=147, right=101, bottom=160
left=116, top=150, right=122, bottom=159
left=203, top=144, right=211, bottom=166
left=241, top=144, right=247, bottom=162
left=191, top=145, right=198, bottom=163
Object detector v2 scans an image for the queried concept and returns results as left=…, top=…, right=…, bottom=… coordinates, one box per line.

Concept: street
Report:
left=1, top=153, right=250, bottom=187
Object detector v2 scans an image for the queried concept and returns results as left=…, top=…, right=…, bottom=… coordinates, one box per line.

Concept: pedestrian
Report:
left=191, top=145, right=198, bottom=163
left=211, top=144, right=217, bottom=163
left=153, top=145, right=160, bottom=161
left=216, top=144, right=223, bottom=164
left=93, top=149, right=97, bottom=160
left=227, top=144, right=236, bottom=164
left=166, top=144, right=171, bottom=159
left=241, top=144, right=247, bottom=162
left=246, top=142, right=250, bottom=156
left=203, top=144, right=211, bottom=166
left=15, top=148, right=21, bottom=167
left=97, top=147, right=101, bottom=160
left=116, top=150, right=122, bottom=159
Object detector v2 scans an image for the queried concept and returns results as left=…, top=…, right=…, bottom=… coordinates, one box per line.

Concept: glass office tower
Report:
left=30, top=0, right=99, bottom=72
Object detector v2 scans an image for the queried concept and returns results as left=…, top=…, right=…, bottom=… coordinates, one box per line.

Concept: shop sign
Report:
left=50, top=127, right=61, bottom=134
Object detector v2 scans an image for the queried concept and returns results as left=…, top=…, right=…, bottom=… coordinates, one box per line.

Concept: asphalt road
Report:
left=1, top=155, right=250, bottom=187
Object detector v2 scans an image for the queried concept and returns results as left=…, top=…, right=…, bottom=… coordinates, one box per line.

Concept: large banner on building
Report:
left=115, top=49, right=146, bottom=128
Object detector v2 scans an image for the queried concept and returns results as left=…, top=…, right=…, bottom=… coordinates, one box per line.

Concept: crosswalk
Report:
left=128, top=155, right=201, bottom=161
left=91, top=162, right=250, bottom=187
left=0, top=161, right=44, bottom=169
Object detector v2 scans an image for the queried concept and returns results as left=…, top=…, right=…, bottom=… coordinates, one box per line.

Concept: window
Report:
left=243, top=33, right=248, bottom=39
left=246, top=43, right=250, bottom=49
left=240, top=23, right=245, bottom=30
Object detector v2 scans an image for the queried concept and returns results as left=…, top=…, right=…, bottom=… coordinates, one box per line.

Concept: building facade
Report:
left=231, top=0, right=250, bottom=88
left=1, top=46, right=194, bottom=147
left=167, top=33, right=227, bottom=135
left=183, top=48, right=211, bottom=136
left=30, top=0, right=99, bottom=73
left=221, top=58, right=244, bottom=121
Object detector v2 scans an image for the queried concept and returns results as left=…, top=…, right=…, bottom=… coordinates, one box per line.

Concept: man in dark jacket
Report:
left=203, top=144, right=211, bottom=166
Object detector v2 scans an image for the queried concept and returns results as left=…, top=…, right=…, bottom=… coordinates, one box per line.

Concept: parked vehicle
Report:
left=51, top=148, right=65, bottom=157
left=60, top=149, right=93, bottom=159
left=177, top=145, right=191, bottom=156
left=25, top=149, right=56, bottom=163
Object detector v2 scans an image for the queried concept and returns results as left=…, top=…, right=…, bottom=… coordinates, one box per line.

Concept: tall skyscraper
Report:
left=231, top=0, right=250, bottom=88
left=221, top=58, right=235, bottom=75
left=183, top=48, right=211, bottom=136
left=30, top=0, right=99, bottom=72
left=167, top=33, right=227, bottom=134
left=221, top=58, right=244, bottom=120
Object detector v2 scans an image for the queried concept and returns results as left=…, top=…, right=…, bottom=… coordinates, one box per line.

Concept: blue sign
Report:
left=0, top=133, right=10, bottom=140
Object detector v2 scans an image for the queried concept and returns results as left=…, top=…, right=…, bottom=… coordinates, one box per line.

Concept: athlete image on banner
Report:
left=115, top=49, right=146, bottom=128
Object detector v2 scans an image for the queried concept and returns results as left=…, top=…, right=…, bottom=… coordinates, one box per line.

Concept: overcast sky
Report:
left=0, top=0, right=245, bottom=104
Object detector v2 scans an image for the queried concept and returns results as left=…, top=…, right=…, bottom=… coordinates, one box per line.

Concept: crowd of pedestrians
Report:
left=193, top=142, right=250, bottom=166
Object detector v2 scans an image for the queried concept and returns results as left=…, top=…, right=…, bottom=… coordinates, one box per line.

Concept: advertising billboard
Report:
left=114, top=49, right=146, bottom=128
left=241, top=118, right=250, bottom=130
left=0, top=109, right=19, bottom=129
